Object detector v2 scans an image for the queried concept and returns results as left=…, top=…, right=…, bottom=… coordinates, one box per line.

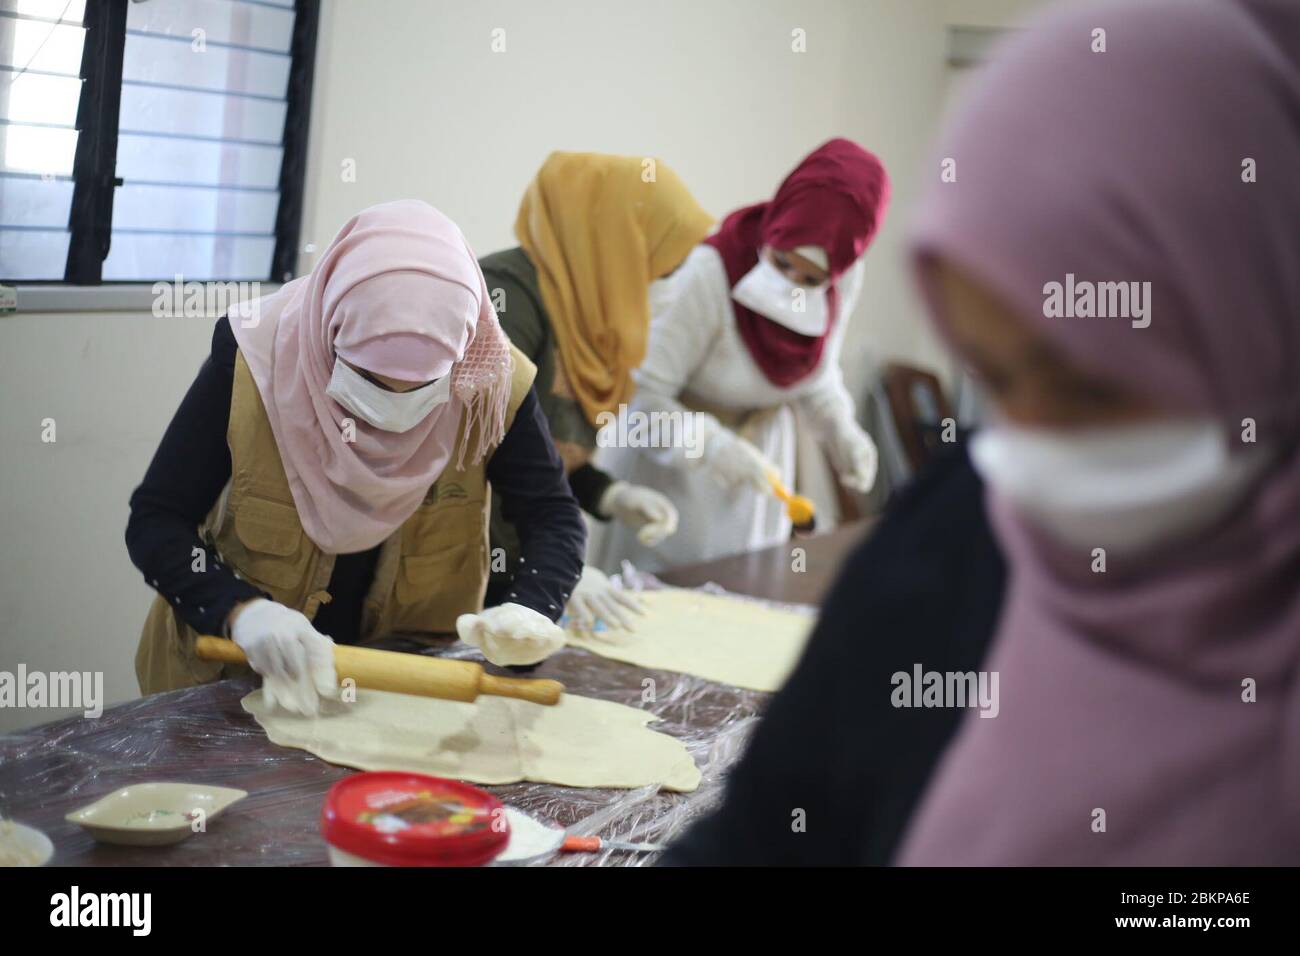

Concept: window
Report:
left=0, top=0, right=318, bottom=285
left=0, top=1, right=88, bottom=280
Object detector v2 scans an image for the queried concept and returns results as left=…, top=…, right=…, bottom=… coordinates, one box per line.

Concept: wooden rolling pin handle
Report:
left=479, top=674, right=565, bottom=706
left=193, top=636, right=565, bottom=706
left=194, top=635, right=248, bottom=665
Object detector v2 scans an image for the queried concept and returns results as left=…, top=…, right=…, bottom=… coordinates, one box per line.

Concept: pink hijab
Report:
left=231, top=200, right=513, bottom=555
left=900, top=0, right=1300, bottom=864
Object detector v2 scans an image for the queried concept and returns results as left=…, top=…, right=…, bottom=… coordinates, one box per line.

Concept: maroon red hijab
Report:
left=706, top=138, right=890, bottom=387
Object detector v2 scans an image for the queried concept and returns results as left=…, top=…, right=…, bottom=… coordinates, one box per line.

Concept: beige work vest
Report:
left=135, top=346, right=536, bottom=695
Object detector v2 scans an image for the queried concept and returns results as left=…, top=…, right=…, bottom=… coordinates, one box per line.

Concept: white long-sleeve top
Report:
left=588, top=243, right=868, bottom=572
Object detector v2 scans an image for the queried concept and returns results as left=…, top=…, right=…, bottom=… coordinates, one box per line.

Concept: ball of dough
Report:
left=456, top=603, right=565, bottom=666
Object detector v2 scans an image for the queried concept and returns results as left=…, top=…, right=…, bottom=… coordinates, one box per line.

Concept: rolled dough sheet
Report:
left=242, top=687, right=700, bottom=792
left=566, top=588, right=813, bottom=692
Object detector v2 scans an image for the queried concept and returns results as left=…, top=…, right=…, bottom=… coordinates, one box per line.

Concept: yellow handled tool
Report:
left=194, top=636, right=564, bottom=706
left=768, top=473, right=817, bottom=534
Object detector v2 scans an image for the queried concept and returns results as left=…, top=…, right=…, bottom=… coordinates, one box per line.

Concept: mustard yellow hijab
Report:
left=515, top=152, right=713, bottom=425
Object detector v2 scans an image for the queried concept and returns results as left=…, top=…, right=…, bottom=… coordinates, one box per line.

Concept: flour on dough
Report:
left=242, top=687, right=700, bottom=792
left=565, top=588, right=813, bottom=692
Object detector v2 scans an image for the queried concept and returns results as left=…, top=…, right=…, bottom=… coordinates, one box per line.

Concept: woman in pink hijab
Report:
left=128, top=200, right=585, bottom=713
left=899, top=0, right=1300, bottom=864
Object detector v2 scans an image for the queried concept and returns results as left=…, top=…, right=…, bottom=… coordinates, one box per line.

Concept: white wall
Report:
left=0, top=313, right=220, bottom=731
left=301, top=0, right=960, bottom=399
left=0, top=0, right=1050, bottom=731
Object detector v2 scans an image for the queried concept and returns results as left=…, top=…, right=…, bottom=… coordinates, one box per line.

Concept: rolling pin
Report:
left=194, top=636, right=564, bottom=706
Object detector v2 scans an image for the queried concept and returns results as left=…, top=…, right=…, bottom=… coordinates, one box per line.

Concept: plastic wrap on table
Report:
left=0, top=568, right=812, bottom=866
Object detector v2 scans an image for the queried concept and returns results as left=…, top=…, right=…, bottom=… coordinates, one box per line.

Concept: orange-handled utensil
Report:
left=561, top=834, right=666, bottom=854
left=767, top=472, right=817, bottom=533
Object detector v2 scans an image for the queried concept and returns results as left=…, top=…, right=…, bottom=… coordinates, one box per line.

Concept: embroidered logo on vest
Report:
left=424, top=481, right=469, bottom=504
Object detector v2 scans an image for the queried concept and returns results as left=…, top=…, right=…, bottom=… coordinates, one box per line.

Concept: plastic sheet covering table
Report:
left=0, top=523, right=868, bottom=866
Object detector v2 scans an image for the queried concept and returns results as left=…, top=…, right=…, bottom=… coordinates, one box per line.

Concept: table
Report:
left=0, top=523, right=869, bottom=866
left=656, top=521, right=865, bottom=605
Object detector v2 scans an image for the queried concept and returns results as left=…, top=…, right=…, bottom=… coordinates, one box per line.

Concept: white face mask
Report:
left=970, top=419, right=1273, bottom=556
left=732, top=254, right=830, bottom=336
left=326, top=359, right=452, bottom=433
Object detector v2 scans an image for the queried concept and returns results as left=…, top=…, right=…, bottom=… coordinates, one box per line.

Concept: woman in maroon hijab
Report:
left=593, top=139, right=890, bottom=571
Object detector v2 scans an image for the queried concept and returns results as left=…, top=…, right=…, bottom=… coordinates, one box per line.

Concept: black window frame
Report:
left=37, top=0, right=319, bottom=286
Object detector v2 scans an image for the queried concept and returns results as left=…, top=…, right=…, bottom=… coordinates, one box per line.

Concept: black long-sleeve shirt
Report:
left=126, top=316, right=586, bottom=643
left=661, top=446, right=1006, bottom=866
left=479, top=248, right=607, bottom=501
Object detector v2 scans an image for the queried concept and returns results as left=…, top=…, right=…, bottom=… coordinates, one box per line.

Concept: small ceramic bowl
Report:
left=66, top=782, right=248, bottom=846
left=0, top=820, right=54, bottom=866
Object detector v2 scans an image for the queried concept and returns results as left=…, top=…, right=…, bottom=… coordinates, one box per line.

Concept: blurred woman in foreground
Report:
left=899, top=0, right=1300, bottom=865
left=667, top=0, right=1300, bottom=866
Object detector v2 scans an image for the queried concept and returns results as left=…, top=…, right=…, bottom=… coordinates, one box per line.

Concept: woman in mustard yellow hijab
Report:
left=480, top=153, right=712, bottom=632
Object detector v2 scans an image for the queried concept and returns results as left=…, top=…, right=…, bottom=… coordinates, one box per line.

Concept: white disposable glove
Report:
left=456, top=603, right=566, bottom=667
left=702, top=428, right=776, bottom=494
left=565, top=564, right=645, bottom=632
left=599, top=481, right=679, bottom=546
left=230, top=598, right=337, bottom=716
left=827, top=425, right=879, bottom=493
